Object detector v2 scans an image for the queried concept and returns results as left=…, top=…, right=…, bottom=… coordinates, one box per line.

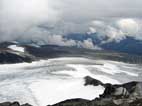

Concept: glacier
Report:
left=0, top=57, right=141, bottom=106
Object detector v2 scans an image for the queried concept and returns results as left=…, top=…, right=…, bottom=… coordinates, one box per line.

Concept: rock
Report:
left=129, top=98, right=142, bottom=106
left=21, top=103, right=33, bottom=106
left=113, top=87, right=129, bottom=98
left=10, top=102, right=20, bottom=106
left=98, top=81, right=142, bottom=100
left=0, top=102, right=32, bottom=106
left=100, top=83, right=116, bottom=98
left=47, top=76, right=142, bottom=106
left=47, top=98, right=90, bottom=106
left=0, top=102, right=11, bottom=106
left=84, top=76, right=104, bottom=86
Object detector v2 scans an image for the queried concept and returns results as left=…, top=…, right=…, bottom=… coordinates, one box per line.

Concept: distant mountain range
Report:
left=0, top=41, right=142, bottom=64
left=66, top=33, right=142, bottom=55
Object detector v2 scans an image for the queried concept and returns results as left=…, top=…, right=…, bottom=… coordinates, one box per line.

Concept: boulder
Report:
left=84, top=76, right=104, bottom=86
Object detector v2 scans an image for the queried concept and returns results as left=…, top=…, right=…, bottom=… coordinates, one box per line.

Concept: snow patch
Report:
left=30, top=78, right=105, bottom=106
left=8, top=45, right=25, bottom=52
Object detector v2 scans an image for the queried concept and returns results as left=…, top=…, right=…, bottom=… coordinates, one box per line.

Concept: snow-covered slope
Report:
left=0, top=57, right=141, bottom=106
left=8, top=45, right=25, bottom=52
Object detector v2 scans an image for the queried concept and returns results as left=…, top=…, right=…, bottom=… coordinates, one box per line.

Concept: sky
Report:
left=0, top=0, right=142, bottom=49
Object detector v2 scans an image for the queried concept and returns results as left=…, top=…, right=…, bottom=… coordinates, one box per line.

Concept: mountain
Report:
left=65, top=33, right=142, bottom=55
left=0, top=42, right=35, bottom=64
left=0, top=44, right=142, bottom=106
left=100, top=37, right=142, bottom=55
left=0, top=42, right=142, bottom=64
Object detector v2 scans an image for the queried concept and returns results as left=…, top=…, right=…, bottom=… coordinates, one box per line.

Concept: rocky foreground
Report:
left=46, top=76, right=142, bottom=106
left=0, top=76, right=142, bottom=106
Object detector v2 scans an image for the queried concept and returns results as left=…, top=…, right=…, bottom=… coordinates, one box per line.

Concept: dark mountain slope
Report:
left=66, top=33, right=142, bottom=55
left=0, top=41, right=142, bottom=64
left=0, top=49, right=35, bottom=64
left=100, top=37, right=142, bottom=55
left=25, top=45, right=142, bottom=64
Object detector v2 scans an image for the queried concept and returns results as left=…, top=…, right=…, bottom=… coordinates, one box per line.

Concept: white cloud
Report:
left=0, top=0, right=61, bottom=42
left=87, top=27, right=97, bottom=35
left=77, top=39, right=102, bottom=50
left=46, top=35, right=76, bottom=46
left=1, top=0, right=142, bottom=47
left=117, top=19, right=139, bottom=35
left=90, top=18, right=142, bottom=43
left=46, top=36, right=102, bottom=50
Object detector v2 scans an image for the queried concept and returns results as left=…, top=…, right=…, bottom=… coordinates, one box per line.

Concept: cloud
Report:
left=88, top=18, right=142, bottom=43
left=1, top=0, right=142, bottom=48
left=45, top=35, right=101, bottom=50
left=77, top=39, right=102, bottom=50
left=117, top=19, right=139, bottom=35
left=0, top=0, right=61, bottom=41
left=87, top=27, right=97, bottom=35
left=46, top=35, right=76, bottom=46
